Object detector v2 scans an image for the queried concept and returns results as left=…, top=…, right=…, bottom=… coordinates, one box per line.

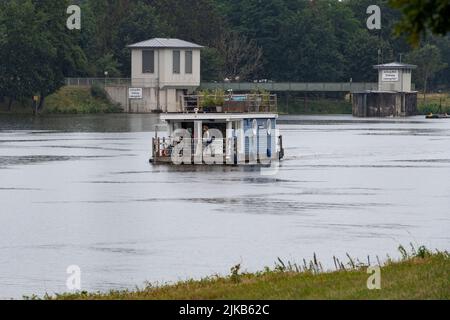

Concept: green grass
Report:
left=0, top=86, right=122, bottom=114
left=40, top=246, right=449, bottom=300
left=279, top=99, right=352, bottom=115
left=417, top=92, right=450, bottom=115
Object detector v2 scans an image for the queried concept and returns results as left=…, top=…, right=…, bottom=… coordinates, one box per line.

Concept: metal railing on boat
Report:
left=182, top=94, right=278, bottom=113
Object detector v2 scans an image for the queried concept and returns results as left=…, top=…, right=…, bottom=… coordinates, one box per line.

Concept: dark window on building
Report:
left=185, top=51, right=193, bottom=74
left=173, top=50, right=180, bottom=74
left=142, top=50, right=154, bottom=73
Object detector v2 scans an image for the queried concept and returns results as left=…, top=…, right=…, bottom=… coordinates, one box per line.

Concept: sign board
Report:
left=128, top=88, right=143, bottom=99
left=381, top=70, right=399, bottom=82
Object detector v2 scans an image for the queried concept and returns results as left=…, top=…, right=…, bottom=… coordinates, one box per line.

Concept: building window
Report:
left=173, top=50, right=180, bottom=74
left=185, top=51, right=193, bottom=74
left=142, top=50, right=154, bottom=74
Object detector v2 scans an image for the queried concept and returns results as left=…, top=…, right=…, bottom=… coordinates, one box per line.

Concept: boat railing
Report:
left=152, top=134, right=285, bottom=164
left=152, top=137, right=228, bottom=160
left=182, top=94, right=278, bottom=113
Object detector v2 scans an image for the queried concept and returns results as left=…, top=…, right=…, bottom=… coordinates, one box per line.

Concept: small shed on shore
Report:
left=353, top=62, right=418, bottom=117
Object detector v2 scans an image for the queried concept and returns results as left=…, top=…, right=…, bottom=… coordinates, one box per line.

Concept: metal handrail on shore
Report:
left=65, top=78, right=158, bottom=87
left=64, top=78, right=382, bottom=93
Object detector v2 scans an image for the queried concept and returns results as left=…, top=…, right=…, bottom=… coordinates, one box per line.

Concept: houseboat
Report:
left=151, top=93, right=285, bottom=165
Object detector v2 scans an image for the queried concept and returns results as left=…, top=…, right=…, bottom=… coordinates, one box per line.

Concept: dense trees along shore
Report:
left=0, top=0, right=449, bottom=111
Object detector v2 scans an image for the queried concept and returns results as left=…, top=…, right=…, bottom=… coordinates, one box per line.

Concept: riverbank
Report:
left=0, top=86, right=122, bottom=114
left=279, top=92, right=450, bottom=115
left=1, top=88, right=448, bottom=115
left=418, top=92, right=450, bottom=114
left=278, top=99, right=352, bottom=114
left=44, top=248, right=449, bottom=300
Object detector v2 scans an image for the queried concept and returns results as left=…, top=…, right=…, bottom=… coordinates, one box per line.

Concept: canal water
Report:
left=0, top=114, right=449, bottom=298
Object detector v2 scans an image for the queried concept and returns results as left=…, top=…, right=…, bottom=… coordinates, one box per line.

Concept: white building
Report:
left=127, top=38, right=203, bottom=113
left=374, top=62, right=417, bottom=92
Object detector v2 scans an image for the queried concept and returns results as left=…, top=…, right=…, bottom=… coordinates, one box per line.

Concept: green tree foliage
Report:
left=217, top=0, right=297, bottom=79
left=95, top=53, right=121, bottom=78
left=32, top=0, right=87, bottom=107
left=201, top=47, right=225, bottom=81
left=0, top=0, right=38, bottom=109
left=390, top=0, right=450, bottom=45
left=116, top=1, right=169, bottom=76
left=406, top=44, right=447, bottom=102
left=150, top=0, right=226, bottom=46
left=1, top=0, right=450, bottom=108
left=0, top=0, right=87, bottom=110
left=430, top=35, right=450, bottom=89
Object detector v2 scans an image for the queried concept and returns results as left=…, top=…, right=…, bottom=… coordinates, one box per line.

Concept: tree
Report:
left=116, top=1, right=169, bottom=76
left=217, top=0, right=296, bottom=79
left=430, top=35, right=450, bottom=90
left=390, top=0, right=450, bottom=46
left=150, top=0, right=226, bottom=47
left=95, top=53, right=121, bottom=78
left=0, top=13, right=5, bottom=47
left=214, top=31, right=263, bottom=81
left=406, top=44, right=447, bottom=103
left=0, top=0, right=87, bottom=111
left=277, top=1, right=345, bottom=81
left=32, top=0, right=88, bottom=110
left=346, top=0, right=409, bottom=66
left=0, top=0, right=41, bottom=110
left=201, top=47, right=225, bottom=81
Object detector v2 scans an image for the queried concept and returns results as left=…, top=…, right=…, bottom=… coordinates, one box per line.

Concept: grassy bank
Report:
left=1, top=89, right=449, bottom=116
left=0, top=86, right=122, bottom=114
left=44, top=247, right=449, bottom=300
left=279, top=92, right=450, bottom=115
left=417, top=92, right=450, bottom=115
left=278, top=99, right=352, bottom=115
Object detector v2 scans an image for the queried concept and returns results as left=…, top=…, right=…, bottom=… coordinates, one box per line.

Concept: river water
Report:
left=0, top=114, right=449, bottom=298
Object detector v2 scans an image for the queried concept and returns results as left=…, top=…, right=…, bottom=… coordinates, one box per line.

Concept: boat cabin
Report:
left=152, top=104, right=284, bottom=165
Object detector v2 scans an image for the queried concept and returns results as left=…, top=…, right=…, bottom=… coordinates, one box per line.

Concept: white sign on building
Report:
left=381, top=70, right=399, bottom=82
left=128, top=88, right=143, bottom=99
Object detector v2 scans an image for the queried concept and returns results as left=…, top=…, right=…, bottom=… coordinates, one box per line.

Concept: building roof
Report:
left=127, top=38, right=203, bottom=49
left=373, top=62, right=417, bottom=70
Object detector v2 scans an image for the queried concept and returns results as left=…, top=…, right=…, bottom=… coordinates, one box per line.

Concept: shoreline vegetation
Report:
left=33, top=246, right=449, bottom=300
left=1, top=87, right=449, bottom=116
left=0, top=86, right=122, bottom=115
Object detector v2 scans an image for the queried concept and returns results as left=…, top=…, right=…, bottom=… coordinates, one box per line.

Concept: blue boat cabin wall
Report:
left=243, top=117, right=277, bottom=160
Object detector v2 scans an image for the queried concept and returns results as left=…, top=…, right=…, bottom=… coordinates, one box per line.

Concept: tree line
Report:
left=0, top=0, right=449, bottom=110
